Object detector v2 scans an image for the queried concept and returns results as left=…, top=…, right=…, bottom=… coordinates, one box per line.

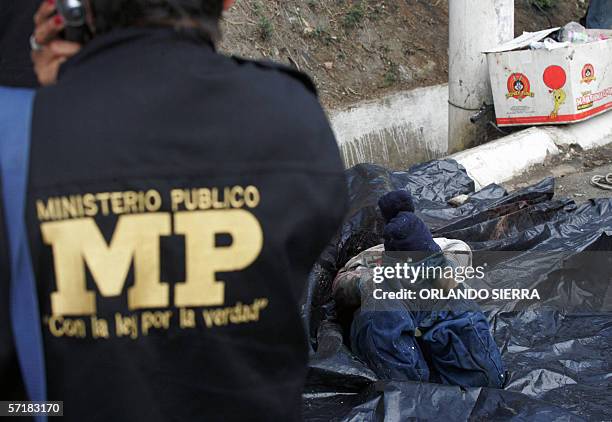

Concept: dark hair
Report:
left=91, top=0, right=225, bottom=41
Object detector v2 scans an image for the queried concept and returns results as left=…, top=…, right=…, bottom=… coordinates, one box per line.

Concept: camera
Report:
left=56, top=0, right=89, bottom=42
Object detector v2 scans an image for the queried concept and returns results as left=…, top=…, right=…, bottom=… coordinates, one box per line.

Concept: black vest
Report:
left=27, top=27, right=347, bottom=421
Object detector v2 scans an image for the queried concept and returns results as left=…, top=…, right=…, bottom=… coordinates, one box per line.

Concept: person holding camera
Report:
left=1, top=1, right=348, bottom=420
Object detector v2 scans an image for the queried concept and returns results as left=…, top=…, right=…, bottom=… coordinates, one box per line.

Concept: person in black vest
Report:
left=3, top=1, right=348, bottom=420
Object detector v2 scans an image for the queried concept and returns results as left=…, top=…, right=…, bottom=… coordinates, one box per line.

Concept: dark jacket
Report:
left=0, top=0, right=39, bottom=87
left=9, top=27, right=347, bottom=421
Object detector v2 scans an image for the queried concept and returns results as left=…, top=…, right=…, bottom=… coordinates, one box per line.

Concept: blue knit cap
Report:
left=378, top=190, right=415, bottom=223
left=379, top=190, right=440, bottom=253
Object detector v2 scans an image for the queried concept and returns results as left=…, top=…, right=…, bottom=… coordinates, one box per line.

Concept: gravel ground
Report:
left=503, top=140, right=612, bottom=202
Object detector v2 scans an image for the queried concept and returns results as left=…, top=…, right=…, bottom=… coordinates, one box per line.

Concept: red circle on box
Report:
left=543, top=65, right=567, bottom=90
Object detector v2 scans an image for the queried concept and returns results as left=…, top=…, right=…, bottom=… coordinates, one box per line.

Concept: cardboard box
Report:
left=485, top=28, right=612, bottom=127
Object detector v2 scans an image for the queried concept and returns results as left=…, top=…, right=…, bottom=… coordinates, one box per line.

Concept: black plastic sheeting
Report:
left=302, top=159, right=612, bottom=421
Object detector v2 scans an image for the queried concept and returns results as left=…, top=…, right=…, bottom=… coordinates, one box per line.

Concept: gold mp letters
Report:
left=41, top=210, right=263, bottom=316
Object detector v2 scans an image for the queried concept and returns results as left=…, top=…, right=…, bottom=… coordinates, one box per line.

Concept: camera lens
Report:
left=68, top=8, right=84, bottom=20
left=58, top=0, right=86, bottom=26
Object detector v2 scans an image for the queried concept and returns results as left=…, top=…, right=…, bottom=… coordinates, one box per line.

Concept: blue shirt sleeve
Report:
left=0, top=172, right=28, bottom=400
left=0, top=86, right=47, bottom=408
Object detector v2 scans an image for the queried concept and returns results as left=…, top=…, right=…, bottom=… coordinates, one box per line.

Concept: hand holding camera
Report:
left=30, top=0, right=84, bottom=86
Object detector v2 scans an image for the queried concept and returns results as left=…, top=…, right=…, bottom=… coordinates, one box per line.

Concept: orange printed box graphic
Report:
left=485, top=28, right=612, bottom=127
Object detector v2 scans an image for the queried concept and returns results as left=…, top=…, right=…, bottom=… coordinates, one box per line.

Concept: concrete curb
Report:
left=449, top=111, right=612, bottom=190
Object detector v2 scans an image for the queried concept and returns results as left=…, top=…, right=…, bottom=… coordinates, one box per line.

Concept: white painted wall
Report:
left=329, top=84, right=449, bottom=169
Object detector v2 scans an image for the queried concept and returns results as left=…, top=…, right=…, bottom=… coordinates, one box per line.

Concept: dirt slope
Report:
left=220, top=0, right=588, bottom=109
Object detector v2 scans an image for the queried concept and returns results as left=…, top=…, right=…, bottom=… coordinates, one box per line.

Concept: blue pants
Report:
left=586, top=0, right=612, bottom=29
left=351, top=307, right=505, bottom=388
